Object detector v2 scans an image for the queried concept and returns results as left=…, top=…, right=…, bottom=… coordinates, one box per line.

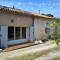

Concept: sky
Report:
left=0, top=0, right=60, bottom=18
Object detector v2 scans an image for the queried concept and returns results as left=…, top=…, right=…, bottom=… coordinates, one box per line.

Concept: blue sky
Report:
left=0, top=0, right=60, bottom=18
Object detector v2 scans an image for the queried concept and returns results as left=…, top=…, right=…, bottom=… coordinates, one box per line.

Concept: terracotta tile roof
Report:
left=31, top=12, right=55, bottom=19
left=0, top=5, right=59, bottom=20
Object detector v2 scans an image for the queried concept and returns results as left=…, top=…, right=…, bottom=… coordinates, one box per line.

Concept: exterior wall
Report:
left=0, top=26, right=34, bottom=48
left=0, top=13, right=32, bottom=26
left=0, top=12, right=55, bottom=48
left=1, top=26, right=8, bottom=48
left=34, top=17, right=54, bottom=40
left=0, top=13, right=34, bottom=48
left=30, top=26, right=34, bottom=42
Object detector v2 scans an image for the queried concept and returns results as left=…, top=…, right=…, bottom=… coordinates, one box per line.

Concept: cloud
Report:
left=0, top=1, right=14, bottom=7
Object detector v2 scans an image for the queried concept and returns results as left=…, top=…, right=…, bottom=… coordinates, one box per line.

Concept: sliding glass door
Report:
left=8, top=27, right=26, bottom=41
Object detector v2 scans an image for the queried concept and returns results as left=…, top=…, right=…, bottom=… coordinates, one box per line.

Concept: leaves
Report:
left=51, top=21, right=60, bottom=45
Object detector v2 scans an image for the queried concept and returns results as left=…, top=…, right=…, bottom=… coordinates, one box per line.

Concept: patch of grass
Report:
left=50, top=57, right=60, bottom=60
left=6, top=46, right=60, bottom=60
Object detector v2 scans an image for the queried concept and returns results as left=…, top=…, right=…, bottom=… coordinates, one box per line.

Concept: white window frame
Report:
left=8, top=27, right=26, bottom=40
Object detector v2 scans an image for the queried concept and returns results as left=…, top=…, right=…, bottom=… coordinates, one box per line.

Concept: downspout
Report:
left=32, top=16, right=35, bottom=41
left=29, top=26, right=30, bottom=42
left=29, top=16, right=35, bottom=42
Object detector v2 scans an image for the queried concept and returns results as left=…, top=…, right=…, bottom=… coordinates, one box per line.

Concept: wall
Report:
left=34, top=17, right=54, bottom=40
left=0, top=13, right=33, bottom=48
left=30, top=26, right=34, bottom=42
left=0, top=13, right=32, bottom=26
left=1, top=26, right=8, bottom=48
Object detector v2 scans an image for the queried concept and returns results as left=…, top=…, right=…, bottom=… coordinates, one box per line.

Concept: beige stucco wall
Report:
left=0, top=13, right=33, bottom=26
left=34, top=17, right=54, bottom=40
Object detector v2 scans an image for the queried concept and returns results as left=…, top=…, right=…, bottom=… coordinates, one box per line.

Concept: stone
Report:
left=0, top=49, right=3, bottom=53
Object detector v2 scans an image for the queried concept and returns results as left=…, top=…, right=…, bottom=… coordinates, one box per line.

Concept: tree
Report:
left=42, top=13, right=54, bottom=17
left=51, top=20, right=60, bottom=45
left=46, top=14, right=54, bottom=17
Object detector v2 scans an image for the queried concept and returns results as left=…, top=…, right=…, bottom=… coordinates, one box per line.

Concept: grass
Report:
left=6, top=45, right=60, bottom=60
left=50, top=57, right=60, bottom=60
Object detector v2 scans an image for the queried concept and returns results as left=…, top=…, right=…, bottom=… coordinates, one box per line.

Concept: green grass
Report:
left=6, top=46, right=60, bottom=60
left=50, top=57, right=60, bottom=60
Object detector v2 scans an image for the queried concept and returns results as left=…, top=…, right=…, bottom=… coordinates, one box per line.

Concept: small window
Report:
left=8, top=27, right=14, bottom=40
left=15, top=27, right=20, bottom=39
left=22, top=27, right=26, bottom=39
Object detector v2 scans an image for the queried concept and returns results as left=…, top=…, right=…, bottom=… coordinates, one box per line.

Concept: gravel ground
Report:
left=35, top=51, right=60, bottom=60
left=0, top=41, right=57, bottom=60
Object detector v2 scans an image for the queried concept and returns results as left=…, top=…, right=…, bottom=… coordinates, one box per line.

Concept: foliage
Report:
left=51, top=21, right=60, bottom=45
left=46, top=14, right=54, bottom=17
left=42, top=13, right=54, bottom=17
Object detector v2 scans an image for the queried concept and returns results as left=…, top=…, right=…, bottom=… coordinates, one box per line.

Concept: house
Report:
left=0, top=6, right=59, bottom=48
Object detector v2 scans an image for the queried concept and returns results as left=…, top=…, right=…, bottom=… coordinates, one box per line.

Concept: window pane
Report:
left=15, top=27, right=20, bottom=39
left=8, top=27, right=14, bottom=40
left=22, top=27, right=26, bottom=39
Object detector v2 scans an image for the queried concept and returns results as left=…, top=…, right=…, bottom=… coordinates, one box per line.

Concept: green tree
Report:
left=42, top=13, right=54, bottom=17
left=51, top=21, right=60, bottom=45
left=46, top=14, right=54, bottom=17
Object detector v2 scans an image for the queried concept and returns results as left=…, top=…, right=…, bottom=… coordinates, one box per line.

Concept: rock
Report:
left=39, top=40, right=43, bottom=44
left=0, top=49, right=3, bottom=53
left=34, top=40, right=43, bottom=44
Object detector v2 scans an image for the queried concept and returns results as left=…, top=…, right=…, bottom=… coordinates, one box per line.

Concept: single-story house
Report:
left=0, top=6, right=59, bottom=48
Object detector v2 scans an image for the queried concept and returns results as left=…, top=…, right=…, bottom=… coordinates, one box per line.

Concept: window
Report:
left=22, top=27, right=26, bottom=39
left=8, top=27, right=26, bottom=40
left=15, top=27, right=20, bottom=39
left=8, top=27, right=14, bottom=40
